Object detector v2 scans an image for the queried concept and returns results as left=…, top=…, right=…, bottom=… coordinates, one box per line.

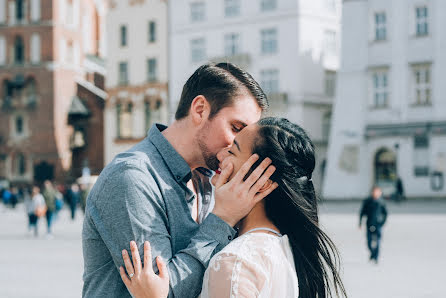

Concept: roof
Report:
left=68, top=96, right=90, bottom=116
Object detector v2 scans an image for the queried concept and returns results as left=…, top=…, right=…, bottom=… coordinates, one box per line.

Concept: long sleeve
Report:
left=84, top=163, right=235, bottom=298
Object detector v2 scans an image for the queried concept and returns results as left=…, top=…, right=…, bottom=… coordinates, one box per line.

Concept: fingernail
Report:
left=131, top=241, right=136, bottom=248
left=122, top=250, right=126, bottom=255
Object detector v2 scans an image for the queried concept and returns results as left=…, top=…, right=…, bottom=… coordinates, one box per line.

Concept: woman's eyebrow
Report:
left=233, top=139, right=241, bottom=152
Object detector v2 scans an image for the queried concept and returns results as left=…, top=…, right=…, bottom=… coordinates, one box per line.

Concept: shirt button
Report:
left=176, top=176, right=180, bottom=180
left=228, top=235, right=232, bottom=240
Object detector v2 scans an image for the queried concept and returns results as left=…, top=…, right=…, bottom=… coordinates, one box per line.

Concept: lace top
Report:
left=199, top=231, right=299, bottom=298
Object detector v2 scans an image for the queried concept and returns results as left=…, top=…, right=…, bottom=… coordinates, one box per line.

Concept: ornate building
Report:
left=0, top=0, right=106, bottom=185
left=104, top=0, right=168, bottom=164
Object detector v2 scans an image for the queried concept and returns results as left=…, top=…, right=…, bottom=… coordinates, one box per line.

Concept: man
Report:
left=359, top=186, right=388, bottom=264
left=42, top=180, right=57, bottom=237
left=82, top=63, right=275, bottom=297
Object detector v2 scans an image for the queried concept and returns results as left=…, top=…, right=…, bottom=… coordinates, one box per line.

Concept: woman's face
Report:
left=211, top=123, right=259, bottom=185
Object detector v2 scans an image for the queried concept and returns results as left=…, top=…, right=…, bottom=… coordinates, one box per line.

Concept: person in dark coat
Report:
left=66, top=183, right=80, bottom=220
left=359, top=186, right=388, bottom=263
left=395, top=176, right=405, bottom=202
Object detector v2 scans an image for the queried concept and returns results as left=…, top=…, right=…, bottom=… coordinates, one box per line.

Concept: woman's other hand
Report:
left=120, top=240, right=169, bottom=298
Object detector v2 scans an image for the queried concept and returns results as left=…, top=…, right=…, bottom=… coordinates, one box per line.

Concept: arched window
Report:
left=16, top=0, right=24, bottom=21
left=117, top=102, right=133, bottom=138
left=374, top=148, right=396, bottom=186
left=15, top=115, right=23, bottom=134
left=17, top=153, right=26, bottom=176
left=14, top=36, right=24, bottom=64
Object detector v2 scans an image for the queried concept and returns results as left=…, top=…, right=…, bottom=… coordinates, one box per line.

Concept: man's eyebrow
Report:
left=234, top=139, right=241, bottom=152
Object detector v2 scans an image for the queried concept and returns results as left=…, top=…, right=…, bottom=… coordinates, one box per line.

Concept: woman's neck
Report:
left=237, top=202, right=280, bottom=236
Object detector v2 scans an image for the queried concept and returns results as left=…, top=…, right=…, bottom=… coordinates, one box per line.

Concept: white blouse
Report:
left=199, top=231, right=299, bottom=298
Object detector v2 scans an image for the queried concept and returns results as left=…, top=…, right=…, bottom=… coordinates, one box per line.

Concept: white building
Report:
left=168, top=0, right=341, bottom=193
left=104, top=0, right=169, bottom=164
left=323, top=0, right=446, bottom=199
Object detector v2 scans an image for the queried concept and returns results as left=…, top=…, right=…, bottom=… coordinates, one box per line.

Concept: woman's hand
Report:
left=120, top=241, right=169, bottom=298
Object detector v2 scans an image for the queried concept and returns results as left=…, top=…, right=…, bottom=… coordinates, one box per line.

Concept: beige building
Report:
left=104, top=0, right=169, bottom=164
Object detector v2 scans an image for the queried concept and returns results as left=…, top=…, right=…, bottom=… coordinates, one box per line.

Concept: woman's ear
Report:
left=190, top=95, right=210, bottom=126
left=258, top=179, right=274, bottom=193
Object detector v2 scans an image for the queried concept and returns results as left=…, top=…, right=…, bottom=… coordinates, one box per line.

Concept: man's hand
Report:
left=212, top=154, right=279, bottom=227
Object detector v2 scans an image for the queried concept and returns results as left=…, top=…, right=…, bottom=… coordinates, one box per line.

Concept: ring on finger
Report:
left=129, top=272, right=134, bottom=278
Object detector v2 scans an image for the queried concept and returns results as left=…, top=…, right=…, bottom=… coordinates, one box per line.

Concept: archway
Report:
left=374, top=148, right=397, bottom=195
left=34, top=161, right=54, bottom=184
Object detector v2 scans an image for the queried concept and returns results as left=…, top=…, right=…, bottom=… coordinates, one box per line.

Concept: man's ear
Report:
left=258, top=179, right=274, bottom=193
left=190, top=95, right=210, bottom=126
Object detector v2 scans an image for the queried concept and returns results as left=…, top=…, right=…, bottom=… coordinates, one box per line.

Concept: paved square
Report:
left=1, top=201, right=445, bottom=298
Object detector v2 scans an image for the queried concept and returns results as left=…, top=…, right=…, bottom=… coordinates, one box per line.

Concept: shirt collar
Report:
left=148, top=124, right=192, bottom=183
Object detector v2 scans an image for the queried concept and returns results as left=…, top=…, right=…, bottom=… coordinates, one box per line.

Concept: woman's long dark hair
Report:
left=252, top=117, right=347, bottom=298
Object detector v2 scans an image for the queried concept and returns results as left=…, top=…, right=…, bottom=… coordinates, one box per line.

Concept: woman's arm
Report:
left=120, top=241, right=169, bottom=298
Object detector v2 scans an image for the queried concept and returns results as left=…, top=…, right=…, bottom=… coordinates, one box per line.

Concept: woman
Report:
left=120, top=117, right=347, bottom=298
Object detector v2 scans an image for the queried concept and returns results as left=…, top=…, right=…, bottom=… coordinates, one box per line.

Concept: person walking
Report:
left=67, top=183, right=80, bottom=220
left=395, top=176, right=405, bottom=202
left=359, top=186, right=388, bottom=263
left=30, top=186, right=46, bottom=237
left=42, top=180, right=57, bottom=237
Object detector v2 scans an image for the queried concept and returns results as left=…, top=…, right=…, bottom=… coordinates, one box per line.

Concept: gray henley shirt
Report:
left=82, top=124, right=236, bottom=298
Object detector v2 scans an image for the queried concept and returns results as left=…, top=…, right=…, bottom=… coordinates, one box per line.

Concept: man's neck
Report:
left=162, top=120, right=202, bottom=170
left=237, top=202, right=280, bottom=236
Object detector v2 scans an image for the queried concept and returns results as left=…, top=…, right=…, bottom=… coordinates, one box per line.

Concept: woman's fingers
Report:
left=130, top=241, right=142, bottom=275
left=230, top=154, right=261, bottom=185
left=156, top=256, right=169, bottom=281
left=122, top=249, right=135, bottom=278
left=119, top=266, right=131, bottom=287
left=143, top=241, right=153, bottom=273
left=253, top=182, right=279, bottom=203
left=248, top=165, right=276, bottom=196
left=214, top=162, right=233, bottom=189
left=243, top=157, right=273, bottom=188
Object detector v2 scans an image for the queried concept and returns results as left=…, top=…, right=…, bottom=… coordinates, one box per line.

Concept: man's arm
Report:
left=89, top=163, right=235, bottom=298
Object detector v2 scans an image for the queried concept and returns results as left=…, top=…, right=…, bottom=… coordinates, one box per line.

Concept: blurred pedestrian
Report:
left=66, top=183, right=80, bottom=220
left=79, top=183, right=90, bottom=214
left=42, top=180, right=57, bottom=237
left=10, top=187, right=18, bottom=208
left=2, top=187, right=11, bottom=206
left=395, top=176, right=405, bottom=202
left=30, top=186, right=46, bottom=237
left=359, top=186, right=388, bottom=264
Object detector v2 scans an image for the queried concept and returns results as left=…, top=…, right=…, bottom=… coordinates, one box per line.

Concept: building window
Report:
left=190, top=2, right=205, bottom=22
left=120, top=25, right=127, bottom=46
left=0, top=36, right=5, bottom=65
left=119, top=62, right=128, bottom=85
left=323, top=30, right=337, bottom=55
left=16, top=0, right=24, bottom=21
left=374, top=12, right=386, bottom=41
left=415, top=6, right=428, bottom=36
left=148, top=21, right=156, bottom=43
left=261, top=0, right=276, bottom=11
left=324, top=70, right=336, bottom=97
left=225, top=0, right=240, bottom=17
left=260, top=69, right=279, bottom=94
left=30, top=0, right=41, bottom=22
left=147, top=58, right=157, bottom=82
left=190, top=38, right=205, bottom=62
left=414, top=135, right=429, bottom=176
left=261, top=28, right=277, bottom=54
left=15, top=115, right=23, bottom=135
left=145, top=100, right=162, bottom=131
left=224, top=33, right=240, bottom=56
left=371, top=69, right=389, bottom=108
left=17, top=153, right=26, bottom=176
left=30, top=34, right=41, bottom=64
left=325, top=0, right=336, bottom=12
left=412, top=64, right=431, bottom=106
left=117, top=102, right=133, bottom=138
left=322, top=112, right=331, bottom=141
left=0, top=0, right=5, bottom=23
left=14, top=36, right=24, bottom=64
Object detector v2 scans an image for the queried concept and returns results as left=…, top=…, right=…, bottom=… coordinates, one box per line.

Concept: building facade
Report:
left=168, top=0, right=341, bottom=193
left=323, top=0, right=446, bottom=199
left=0, top=0, right=106, bottom=185
left=104, top=0, right=168, bottom=164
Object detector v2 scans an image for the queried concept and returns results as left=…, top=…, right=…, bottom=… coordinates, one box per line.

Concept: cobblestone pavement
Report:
left=1, top=200, right=445, bottom=298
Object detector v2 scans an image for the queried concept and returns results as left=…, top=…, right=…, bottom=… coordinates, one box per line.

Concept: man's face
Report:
left=372, top=188, right=382, bottom=199
left=196, top=94, right=261, bottom=171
